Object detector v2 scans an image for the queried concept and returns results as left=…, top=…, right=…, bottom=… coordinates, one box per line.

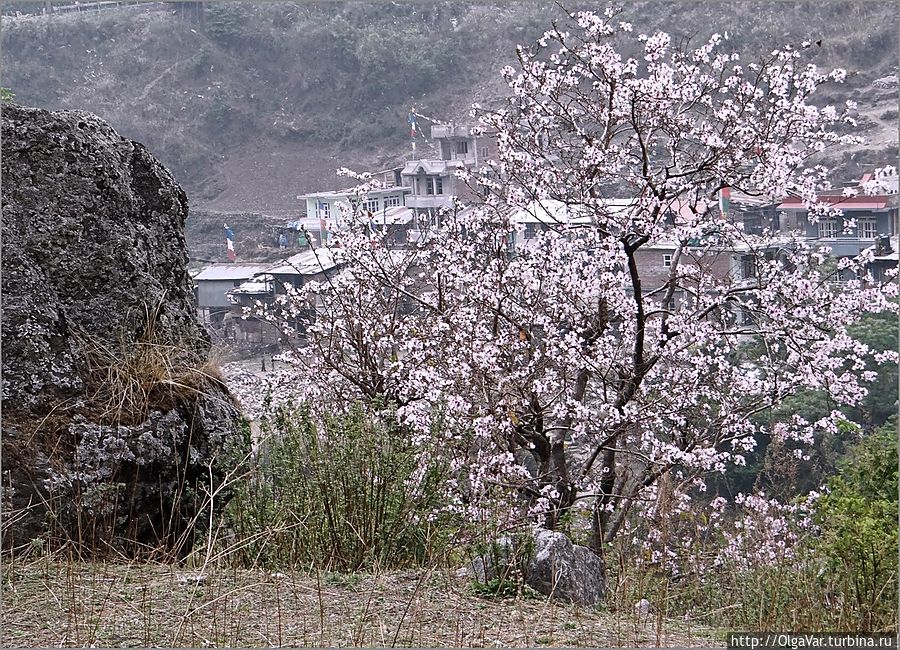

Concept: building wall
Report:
left=634, top=247, right=737, bottom=293
left=197, top=279, right=243, bottom=308
left=788, top=209, right=895, bottom=240
left=432, top=127, right=499, bottom=165
left=304, top=189, right=408, bottom=220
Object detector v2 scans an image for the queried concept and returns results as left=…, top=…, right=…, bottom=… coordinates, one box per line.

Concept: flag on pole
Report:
left=409, top=108, right=418, bottom=152
left=408, top=108, right=417, bottom=138
left=224, top=223, right=236, bottom=261
left=718, top=186, right=730, bottom=220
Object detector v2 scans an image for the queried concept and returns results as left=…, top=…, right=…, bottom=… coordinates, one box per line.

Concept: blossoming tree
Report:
left=255, top=7, right=897, bottom=576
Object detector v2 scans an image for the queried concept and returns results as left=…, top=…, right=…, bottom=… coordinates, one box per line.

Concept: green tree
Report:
left=846, top=311, right=899, bottom=427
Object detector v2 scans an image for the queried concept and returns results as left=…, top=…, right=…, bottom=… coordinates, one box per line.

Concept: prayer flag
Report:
left=718, top=186, right=730, bottom=219
left=224, top=223, right=236, bottom=261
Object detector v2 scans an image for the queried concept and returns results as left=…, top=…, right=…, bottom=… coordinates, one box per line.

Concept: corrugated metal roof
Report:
left=230, top=275, right=275, bottom=295
left=286, top=217, right=325, bottom=230
left=298, top=186, right=410, bottom=201
left=265, top=248, right=342, bottom=276
left=372, top=207, right=414, bottom=226
left=194, top=264, right=270, bottom=281
left=864, top=236, right=899, bottom=261
left=509, top=199, right=593, bottom=225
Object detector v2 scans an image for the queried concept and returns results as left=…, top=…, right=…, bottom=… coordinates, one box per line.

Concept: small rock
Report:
left=468, top=535, right=519, bottom=584
left=635, top=598, right=653, bottom=616
left=178, top=574, right=206, bottom=586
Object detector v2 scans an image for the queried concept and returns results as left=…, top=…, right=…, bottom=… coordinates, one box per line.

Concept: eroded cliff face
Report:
left=1, top=103, right=246, bottom=556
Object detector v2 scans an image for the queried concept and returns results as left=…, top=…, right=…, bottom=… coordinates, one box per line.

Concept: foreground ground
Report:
left=2, top=560, right=722, bottom=647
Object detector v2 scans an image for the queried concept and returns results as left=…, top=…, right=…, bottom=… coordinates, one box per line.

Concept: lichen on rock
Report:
left=1, top=104, right=246, bottom=557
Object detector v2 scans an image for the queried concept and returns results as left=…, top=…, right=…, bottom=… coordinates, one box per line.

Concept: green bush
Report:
left=206, top=94, right=232, bottom=129
left=224, top=403, right=454, bottom=572
left=468, top=535, right=535, bottom=599
left=606, top=419, right=898, bottom=635
left=353, top=26, right=448, bottom=97
left=812, top=417, right=898, bottom=631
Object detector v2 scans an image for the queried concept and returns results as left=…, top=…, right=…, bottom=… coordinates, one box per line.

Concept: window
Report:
left=524, top=223, right=537, bottom=240
left=741, top=256, right=758, bottom=280
left=480, top=147, right=489, bottom=159
left=319, top=202, right=330, bottom=218
left=818, top=219, right=838, bottom=238
left=456, top=141, right=468, bottom=154
left=365, top=198, right=379, bottom=213
left=384, top=195, right=401, bottom=208
left=426, top=178, right=434, bottom=195
left=663, top=254, right=672, bottom=268
left=858, top=217, right=878, bottom=240
left=427, top=177, right=444, bottom=195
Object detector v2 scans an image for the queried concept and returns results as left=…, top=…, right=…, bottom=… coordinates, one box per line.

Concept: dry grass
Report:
left=70, top=300, right=225, bottom=427
left=1, top=558, right=723, bottom=647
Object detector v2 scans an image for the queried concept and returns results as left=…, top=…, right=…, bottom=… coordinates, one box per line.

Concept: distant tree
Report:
left=0, top=88, right=15, bottom=102
left=846, top=311, right=899, bottom=426
left=257, top=8, right=898, bottom=585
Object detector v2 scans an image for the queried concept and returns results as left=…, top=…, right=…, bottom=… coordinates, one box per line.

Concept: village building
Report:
left=865, top=235, right=899, bottom=283
left=192, top=263, right=270, bottom=327
left=224, top=248, right=343, bottom=344
left=776, top=171, right=899, bottom=257
left=400, top=124, right=499, bottom=237
left=297, top=185, right=411, bottom=244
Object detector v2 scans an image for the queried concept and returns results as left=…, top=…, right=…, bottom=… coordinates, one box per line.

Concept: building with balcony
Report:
left=399, top=124, right=499, bottom=228
left=776, top=171, right=899, bottom=257
left=224, top=248, right=344, bottom=344
left=430, top=124, right=497, bottom=166
left=297, top=185, right=411, bottom=227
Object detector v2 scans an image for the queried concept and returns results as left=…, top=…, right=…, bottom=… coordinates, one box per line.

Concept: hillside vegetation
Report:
left=2, top=1, right=897, bottom=214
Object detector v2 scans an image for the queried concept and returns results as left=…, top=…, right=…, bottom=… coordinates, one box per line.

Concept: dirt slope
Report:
left=2, top=1, right=896, bottom=215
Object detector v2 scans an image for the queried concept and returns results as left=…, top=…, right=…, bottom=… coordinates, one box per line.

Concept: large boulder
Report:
left=465, top=528, right=606, bottom=606
left=1, top=104, right=245, bottom=556
left=526, top=528, right=606, bottom=606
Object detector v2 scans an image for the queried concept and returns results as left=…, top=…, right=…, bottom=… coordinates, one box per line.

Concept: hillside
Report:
left=2, top=1, right=897, bottom=217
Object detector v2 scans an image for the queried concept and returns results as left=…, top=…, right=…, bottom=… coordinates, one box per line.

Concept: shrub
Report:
left=606, top=445, right=898, bottom=634
left=224, top=403, right=455, bottom=571
left=812, top=417, right=898, bottom=631
left=467, top=535, right=535, bottom=599
left=206, top=94, right=232, bottom=130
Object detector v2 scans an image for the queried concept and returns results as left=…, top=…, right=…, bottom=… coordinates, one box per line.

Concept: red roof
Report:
left=777, top=195, right=891, bottom=211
